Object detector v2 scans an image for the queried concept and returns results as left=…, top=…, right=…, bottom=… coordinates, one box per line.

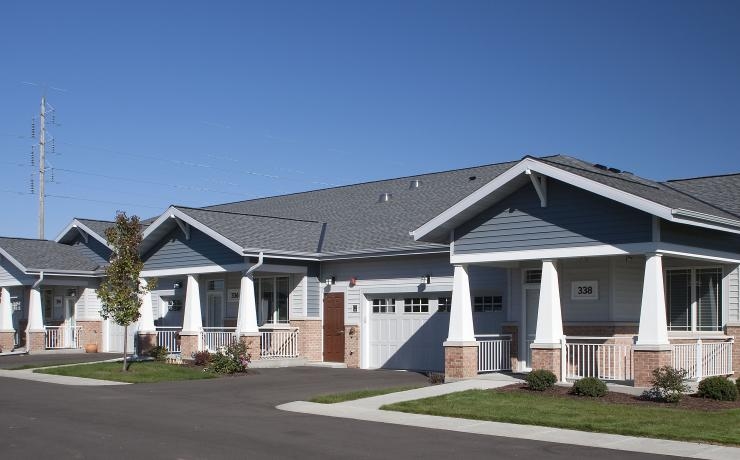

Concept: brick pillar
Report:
left=345, top=325, right=360, bottom=368
left=179, top=333, right=200, bottom=360
left=290, top=319, right=322, bottom=361
left=0, top=331, right=15, bottom=352
left=77, top=320, right=103, bottom=351
left=444, top=344, right=478, bottom=381
left=726, top=325, right=740, bottom=379
left=633, top=348, right=673, bottom=387
left=502, top=324, right=519, bottom=371
left=26, top=330, right=46, bottom=353
left=530, top=346, right=561, bottom=381
left=138, top=332, right=157, bottom=356
left=239, top=333, right=261, bottom=361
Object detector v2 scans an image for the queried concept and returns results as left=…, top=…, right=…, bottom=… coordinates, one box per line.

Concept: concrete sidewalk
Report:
left=278, top=375, right=739, bottom=460
left=0, top=368, right=130, bottom=386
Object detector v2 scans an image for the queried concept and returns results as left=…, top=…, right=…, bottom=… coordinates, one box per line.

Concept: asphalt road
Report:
left=0, top=366, right=682, bottom=459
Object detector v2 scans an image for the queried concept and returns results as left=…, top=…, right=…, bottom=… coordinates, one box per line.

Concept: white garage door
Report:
left=369, top=296, right=449, bottom=372
left=106, top=320, right=137, bottom=353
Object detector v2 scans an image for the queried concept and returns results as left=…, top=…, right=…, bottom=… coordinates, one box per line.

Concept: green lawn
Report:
left=310, top=385, right=423, bottom=404
left=383, top=389, right=740, bottom=446
left=35, top=361, right=217, bottom=383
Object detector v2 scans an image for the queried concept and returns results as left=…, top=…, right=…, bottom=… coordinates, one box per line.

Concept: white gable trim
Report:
left=54, top=219, right=112, bottom=248
left=0, top=248, right=28, bottom=273
left=412, top=157, right=740, bottom=241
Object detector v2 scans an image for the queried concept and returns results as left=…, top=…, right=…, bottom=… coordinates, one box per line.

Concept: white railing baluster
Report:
left=563, top=337, right=635, bottom=381
left=475, top=334, right=512, bottom=373
left=201, top=327, right=237, bottom=352
left=155, top=327, right=182, bottom=353
left=260, top=328, right=300, bottom=359
left=44, top=326, right=82, bottom=349
left=671, top=339, right=733, bottom=380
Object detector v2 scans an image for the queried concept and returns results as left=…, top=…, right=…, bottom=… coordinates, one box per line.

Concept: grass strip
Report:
left=310, top=385, right=423, bottom=404
left=382, top=389, right=740, bottom=446
left=35, top=361, right=216, bottom=383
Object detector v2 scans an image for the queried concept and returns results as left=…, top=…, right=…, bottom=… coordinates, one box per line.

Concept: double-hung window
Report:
left=666, top=267, right=722, bottom=332
left=473, top=295, right=503, bottom=312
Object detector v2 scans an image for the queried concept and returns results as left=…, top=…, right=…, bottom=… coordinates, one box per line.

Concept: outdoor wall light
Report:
left=173, top=281, right=183, bottom=289
left=325, top=276, right=336, bottom=285
left=420, top=274, right=431, bottom=285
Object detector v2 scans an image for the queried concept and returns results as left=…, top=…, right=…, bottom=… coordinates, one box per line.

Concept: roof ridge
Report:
left=174, top=205, right=324, bottom=224
left=539, top=155, right=662, bottom=190
left=201, top=155, right=552, bottom=210
left=0, top=236, right=51, bottom=242
left=660, top=181, right=740, bottom=220
left=666, top=172, right=740, bottom=182
left=75, top=218, right=114, bottom=223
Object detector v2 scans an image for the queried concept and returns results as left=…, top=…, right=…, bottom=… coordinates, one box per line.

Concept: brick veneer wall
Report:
left=137, top=332, right=157, bottom=356
left=179, top=333, right=200, bottom=360
left=239, top=334, right=261, bottom=361
left=725, top=325, right=740, bottom=378
left=502, top=324, right=519, bottom=371
left=530, top=347, right=561, bottom=381
left=290, top=319, right=322, bottom=362
left=27, top=330, right=45, bottom=353
left=344, top=325, right=360, bottom=368
left=444, top=345, right=477, bottom=381
left=563, top=324, right=639, bottom=336
left=633, top=349, right=672, bottom=387
left=77, top=320, right=103, bottom=350
left=0, top=331, right=14, bottom=352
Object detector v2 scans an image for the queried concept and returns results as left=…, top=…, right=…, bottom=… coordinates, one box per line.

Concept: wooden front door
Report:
left=323, top=293, right=345, bottom=363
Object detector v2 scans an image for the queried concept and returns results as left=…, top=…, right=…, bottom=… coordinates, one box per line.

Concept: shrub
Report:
left=570, top=377, right=608, bottom=397
left=641, top=366, right=689, bottom=403
left=426, top=372, right=444, bottom=385
left=525, top=369, right=557, bottom=391
left=148, top=345, right=169, bottom=361
left=206, top=340, right=251, bottom=374
left=697, top=376, right=738, bottom=401
left=192, top=350, right=211, bottom=366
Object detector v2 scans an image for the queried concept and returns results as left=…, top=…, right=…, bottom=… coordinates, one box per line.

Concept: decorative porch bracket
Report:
left=525, top=168, right=547, bottom=207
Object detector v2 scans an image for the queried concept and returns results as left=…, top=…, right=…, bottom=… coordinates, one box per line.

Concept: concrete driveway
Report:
left=0, top=367, right=680, bottom=459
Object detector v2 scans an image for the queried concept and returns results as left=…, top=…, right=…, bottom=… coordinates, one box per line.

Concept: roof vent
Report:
left=378, top=192, right=392, bottom=203
left=593, top=164, right=608, bottom=171
left=608, top=167, right=622, bottom=174
left=409, top=179, right=422, bottom=189
left=468, top=176, right=477, bottom=181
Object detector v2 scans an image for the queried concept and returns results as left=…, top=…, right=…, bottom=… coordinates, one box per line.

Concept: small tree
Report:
left=98, top=212, right=149, bottom=371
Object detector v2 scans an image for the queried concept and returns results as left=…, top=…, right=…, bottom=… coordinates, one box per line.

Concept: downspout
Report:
left=32, top=271, right=44, bottom=289
left=246, top=252, right=264, bottom=275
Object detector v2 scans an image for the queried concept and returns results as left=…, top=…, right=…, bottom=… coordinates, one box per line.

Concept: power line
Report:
left=45, top=193, right=162, bottom=210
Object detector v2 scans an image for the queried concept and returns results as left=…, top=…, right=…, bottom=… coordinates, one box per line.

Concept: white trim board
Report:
left=54, top=219, right=112, bottom=248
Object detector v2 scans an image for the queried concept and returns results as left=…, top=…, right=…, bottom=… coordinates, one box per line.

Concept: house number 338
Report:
left=577, top=286, right=593, bottom=295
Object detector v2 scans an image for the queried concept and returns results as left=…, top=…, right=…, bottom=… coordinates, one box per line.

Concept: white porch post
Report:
left=27, top=287, right=44, bottom=332
left=236, top=272, right=258, bottom=335
left=534, top=259, right=563, bottom=346
left=138, top=278, right=156, bottom=333
left=182, top=274, right=202, bottom=334
left=0, top=287, right=13, bottom=333
left=446, top=264, right=475, bottom=343
left=636, top=253, right=669, bottom=347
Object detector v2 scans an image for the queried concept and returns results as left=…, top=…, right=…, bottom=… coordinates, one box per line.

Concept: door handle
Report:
left=337, top=330, right=345, bottom=335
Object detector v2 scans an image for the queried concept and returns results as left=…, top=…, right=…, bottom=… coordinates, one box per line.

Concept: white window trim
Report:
left=665, top=266, right=723, bottom=333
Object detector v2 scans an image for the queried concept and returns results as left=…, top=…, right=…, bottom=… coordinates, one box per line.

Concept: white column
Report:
left=0, top=287, right=14, bottom=332
left=181, top=274, right=202, bottom=334
left=534, top=259, right=564, bottom=346
left=26, top=287, right=44, bottom=332
left=138, top=278, right=156, bottom=333
left=236, top=272, right=259, bottom=335
left=445, top=264, right=476, bottom=344
left=636, top=253, right=669, bottom=347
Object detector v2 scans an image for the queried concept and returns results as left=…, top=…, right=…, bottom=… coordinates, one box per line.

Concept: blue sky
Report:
left=1, top=1, right=739, bottom=239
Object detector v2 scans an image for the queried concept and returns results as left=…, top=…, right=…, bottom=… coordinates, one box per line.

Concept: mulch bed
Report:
left=494, top=384, right=740, bottom=411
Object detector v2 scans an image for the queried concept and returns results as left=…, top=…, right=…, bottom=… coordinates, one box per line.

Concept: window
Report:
left=207, top=279, right=225, bottom=291
left=437, top=297, right=452, bottom=312
left=404, top=298, right=429, bottom=313
left=525, top=270, right=542, bottom=284
left=666, top=268, right=722, bottom=332
left=474, top=295, right=503, bottom=312
left=43, top=290, right=53, bottom=321
left=372, top=299, right=395, bottom=313
left=254, top=276, right=291, bottom=325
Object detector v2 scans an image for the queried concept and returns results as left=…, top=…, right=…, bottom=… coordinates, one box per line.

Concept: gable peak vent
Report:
left=378, top=192, right=392, bottom=203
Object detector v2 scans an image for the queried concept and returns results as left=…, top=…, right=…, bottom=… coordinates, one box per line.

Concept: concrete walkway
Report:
left=278, top=374, right=739, bottom=460
left=0, top=368, right=129, bottom=386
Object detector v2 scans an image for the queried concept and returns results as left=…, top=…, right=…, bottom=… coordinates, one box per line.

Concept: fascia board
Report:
left=0, top=247, right=29, bottom=273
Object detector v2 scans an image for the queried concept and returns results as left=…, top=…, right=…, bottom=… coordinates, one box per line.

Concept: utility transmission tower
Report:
left=38, top=96, right=46, bottom=239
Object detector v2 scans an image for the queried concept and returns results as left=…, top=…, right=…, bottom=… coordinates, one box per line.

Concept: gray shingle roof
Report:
left=0, top=237, right=102, bottom=272
left=664, top=174, right=740, bottom=218
left=175, top=207, right=326, bottom=255
left=75, top=218, right=115, bottom=237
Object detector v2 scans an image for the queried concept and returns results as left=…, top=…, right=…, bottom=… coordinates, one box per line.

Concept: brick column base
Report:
left=530, top=346, right=561, bottom=381
left=138, top=332, right=157, bottom=356
left=725, top=326, right=740, bottom=378
left=26, top=330, right=46, bottom=353
left=77, top=321, right=103, bottom=351
left=290, top=319, right=322, bottom=361
left=179, top=333, right=201, bottom=360
left=444, top=344, right=478, bottom=381
left=0, top=331, right=15, bottom=352
left=633, top=348, right=673, bottom=387
left=239, top=333, right=261, bottom=361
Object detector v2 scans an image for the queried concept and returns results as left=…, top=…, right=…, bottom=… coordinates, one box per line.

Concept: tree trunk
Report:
left=122, top=324, right=128, bottom=372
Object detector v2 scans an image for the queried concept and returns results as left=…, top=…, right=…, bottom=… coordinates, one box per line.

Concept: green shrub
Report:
left=641, top=366, right=689, bottom=403
left=525, top=369, right=557, bottom=391
left=192, top=350, right=211, bottom=366
left=697, top=376, right=738, bottom=401
left=148, top=345, right=169, bottom=361
left=205, top=340, right=251, bottom=374
left=737, top=378, right=740, bottom=396
left=570, top=377, right=608, bottom=397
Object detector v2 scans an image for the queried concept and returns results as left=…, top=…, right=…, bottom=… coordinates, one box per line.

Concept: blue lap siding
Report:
left=142, top=227, right=244, bottom=270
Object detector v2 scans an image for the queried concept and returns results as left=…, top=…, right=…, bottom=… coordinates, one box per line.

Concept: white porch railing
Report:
left=260, top=328, right=299, bottom=359
left=202, top=327, right=237, bottom=352
left=671, top=339, right=734, bottom=380
left=156, top=327, right=181, bottom=353
left=44, top=325, right=81, bottom=349
left=476, top=334, right=512, bottom=373
left=562, top=336, right=634, bottom=382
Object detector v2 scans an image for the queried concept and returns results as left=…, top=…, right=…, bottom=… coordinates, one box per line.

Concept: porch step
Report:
left=303, top=361, right=348, bottom=369
left=250, top=357, right=308, bottom=369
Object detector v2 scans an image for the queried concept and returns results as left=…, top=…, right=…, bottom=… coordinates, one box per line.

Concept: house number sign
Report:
left=571, top=280, right=598, bottom=300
